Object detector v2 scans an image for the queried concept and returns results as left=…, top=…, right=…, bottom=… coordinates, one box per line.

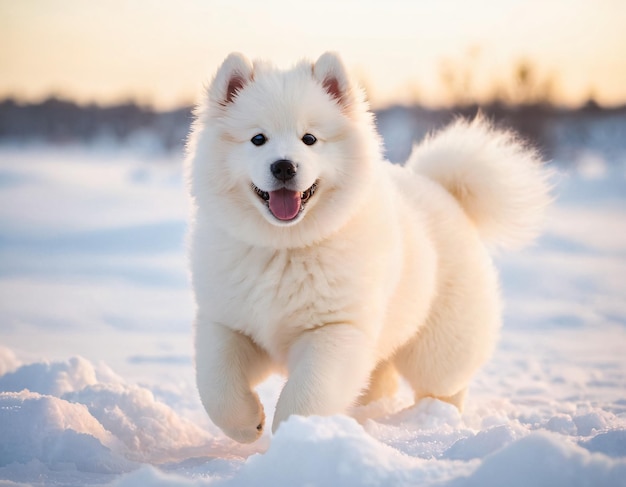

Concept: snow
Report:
left=0, top=390, right=133, bottom=474
left=1, top=140, right=625, bottom=486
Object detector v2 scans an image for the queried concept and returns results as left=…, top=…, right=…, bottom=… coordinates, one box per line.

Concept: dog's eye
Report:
left=301, top=133, right=317, bottom=146
left=251, top=134, right=267, bottom=146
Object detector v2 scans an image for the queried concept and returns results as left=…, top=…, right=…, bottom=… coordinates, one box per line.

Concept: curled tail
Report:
left=406, top=116, right=553, bottom=249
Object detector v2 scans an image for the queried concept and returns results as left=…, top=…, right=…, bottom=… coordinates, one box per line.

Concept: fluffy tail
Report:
left=406, top=116, right=553, bottom=249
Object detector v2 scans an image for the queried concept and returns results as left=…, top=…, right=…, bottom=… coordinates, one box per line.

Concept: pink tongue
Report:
left=268, top=188, right=301, bottom=221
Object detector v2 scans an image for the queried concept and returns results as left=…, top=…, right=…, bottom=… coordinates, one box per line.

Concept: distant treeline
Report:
left=0, top=97, right=192, bottom=152
left=376, top=100, right=626, bottom=162
left=1, top=97, right=625, bottom=160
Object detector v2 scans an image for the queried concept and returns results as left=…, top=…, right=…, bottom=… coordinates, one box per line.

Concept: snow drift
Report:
left=1, top=352, right=625, bottom=487
left=0, top=353, right=220, bottom=484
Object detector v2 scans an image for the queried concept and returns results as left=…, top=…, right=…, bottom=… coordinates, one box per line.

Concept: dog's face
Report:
left=188, top=52, right=381, bottom=248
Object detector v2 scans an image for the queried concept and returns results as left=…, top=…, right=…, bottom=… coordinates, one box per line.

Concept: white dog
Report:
left=186, top=52, right=551, bottom=443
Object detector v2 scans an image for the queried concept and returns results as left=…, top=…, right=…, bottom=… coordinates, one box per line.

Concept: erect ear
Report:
left=312, top=52, right=354, bottom=108
left=209, top=52, right=254, bottom=107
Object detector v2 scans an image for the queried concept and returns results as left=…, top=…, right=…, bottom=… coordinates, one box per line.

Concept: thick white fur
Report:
left=187, top=52, right=552, bottom=443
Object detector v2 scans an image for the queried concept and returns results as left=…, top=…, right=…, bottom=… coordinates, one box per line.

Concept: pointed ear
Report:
left=209, top=52, right=254, bottom=106
left=312, top=52, right=354, bottom=107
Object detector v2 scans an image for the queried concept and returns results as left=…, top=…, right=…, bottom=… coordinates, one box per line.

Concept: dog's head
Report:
left=187, top=52, right=381, bottom=248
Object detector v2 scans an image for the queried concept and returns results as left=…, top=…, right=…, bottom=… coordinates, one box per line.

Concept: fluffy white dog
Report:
left=186, top=52, right=552, bottom=443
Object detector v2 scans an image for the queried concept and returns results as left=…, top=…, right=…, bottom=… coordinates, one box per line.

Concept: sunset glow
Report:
left=1, top=0, right=625, bottom=109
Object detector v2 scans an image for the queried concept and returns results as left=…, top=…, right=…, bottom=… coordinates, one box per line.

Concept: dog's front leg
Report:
left=195, top=319, right=272, bottom=443
left=272, top=323, right=374, bottom=433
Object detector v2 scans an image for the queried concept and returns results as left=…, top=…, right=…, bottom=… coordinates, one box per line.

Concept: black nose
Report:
left=270, top=159, right=297, bottom=182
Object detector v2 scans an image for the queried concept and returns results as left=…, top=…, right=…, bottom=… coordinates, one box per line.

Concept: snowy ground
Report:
left=0, top=141, right=625, bottom=486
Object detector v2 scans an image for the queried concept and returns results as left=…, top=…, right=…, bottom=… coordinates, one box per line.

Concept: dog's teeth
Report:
left=252, top=184, right=270, bottom=202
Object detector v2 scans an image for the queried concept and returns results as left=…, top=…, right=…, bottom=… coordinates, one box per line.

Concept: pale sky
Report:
left=1, top=0, right=625, bottom=109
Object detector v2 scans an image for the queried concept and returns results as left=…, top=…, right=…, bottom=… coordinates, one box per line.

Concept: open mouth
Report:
left=252, top=181, right=319, bottom=221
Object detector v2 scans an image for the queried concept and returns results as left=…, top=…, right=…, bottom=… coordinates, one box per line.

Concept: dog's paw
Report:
left=220, top=391, right=266, bottom=444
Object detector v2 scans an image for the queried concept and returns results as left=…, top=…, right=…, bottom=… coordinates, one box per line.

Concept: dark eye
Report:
left=251, top=134, right=267, bottom=146
left=301, top=133, right=317, bottom=146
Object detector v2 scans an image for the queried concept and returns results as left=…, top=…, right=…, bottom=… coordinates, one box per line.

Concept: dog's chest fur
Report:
left=204, top=237, right=371, bottom=360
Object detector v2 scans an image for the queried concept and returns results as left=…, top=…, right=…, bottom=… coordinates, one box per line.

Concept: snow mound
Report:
left=218, top=415, right=459, bottom=487
left=390, top=396, right=462, bottom=430
left=0, top=390, right=134, bottom=474
left=443, top=423, right=527, bottom=460
left=0, top=355, right=216, bottom=480
left=580, top=429, right=626, bottom=458
left=450, top=432, right=626, bottom=487
left=0, top=355, right=119, bottom=396
left=66, top=383, right=211, bottom=463
left=239, top=415, right=416, bottom=484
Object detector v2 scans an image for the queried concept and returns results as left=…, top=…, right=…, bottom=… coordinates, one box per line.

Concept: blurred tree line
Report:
left=0, top=97, right=191, bottom=152
left=375, top=100, right=626, bottom=164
